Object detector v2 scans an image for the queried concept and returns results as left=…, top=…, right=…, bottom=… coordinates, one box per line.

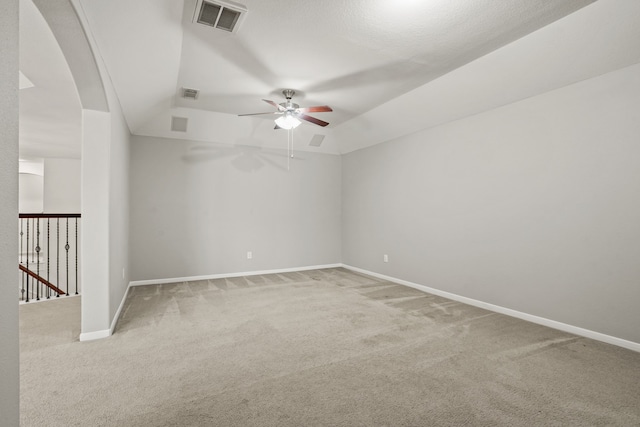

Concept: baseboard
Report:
left=79, top=329, right=110, bottom=342
left=79, top=282, right=132, bottom=342
left=129, top=263, right=343, bottom=287
left=109, top=281, right=132, bottom=335
left=342, top=264, right=640, bottom=353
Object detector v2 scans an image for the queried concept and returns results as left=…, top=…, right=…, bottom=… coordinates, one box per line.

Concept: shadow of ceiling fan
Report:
left=183, top=144, right=305, bottom=172
left=238, top=89, right=332, bottom=129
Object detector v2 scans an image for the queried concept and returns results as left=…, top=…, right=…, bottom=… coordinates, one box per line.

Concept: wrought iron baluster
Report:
left=47, top=219, right=50, bottom=299
left=26, top=218, right=30, bottom=302
left=65, top=218, right=70, bottom=296
left=19, top=218, right=23, bottom=264
left=36, top=219, right=41, bottom=301
left=31, top=218, right=35, bottom=263
left=75, top=218, right=79, bottom=295
left=56, top=218, right=60, bottom=297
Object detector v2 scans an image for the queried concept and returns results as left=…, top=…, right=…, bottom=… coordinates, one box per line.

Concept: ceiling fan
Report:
left=238, top=89, right=332, bottom=129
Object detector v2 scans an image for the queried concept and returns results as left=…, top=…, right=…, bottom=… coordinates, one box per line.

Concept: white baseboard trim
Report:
left=79, top=328, right=110, bottom=342
left=129, top=263, right=343, bottom=287
left=342, top=264, right=640, bottom=353
left=110, top=281, right=132, bottom=335
left=80, top=282, right=132, bottom=342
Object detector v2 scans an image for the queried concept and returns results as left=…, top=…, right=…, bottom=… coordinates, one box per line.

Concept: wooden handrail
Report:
left=19, top=264, right=67, bottom=296
left=19, top=213, right=81, bottom=219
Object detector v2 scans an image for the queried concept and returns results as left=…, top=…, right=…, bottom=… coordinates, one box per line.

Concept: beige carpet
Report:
left=20, top=268, right=640, bottom=426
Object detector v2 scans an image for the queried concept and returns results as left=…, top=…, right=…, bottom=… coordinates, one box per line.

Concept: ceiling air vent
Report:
left=171, top=116, right=188, bottom=132
left=309, top=134, right=325, bottom=147
left=182, top=87, right=199, bottom=100
left=193, top=0, right=247, bottom=33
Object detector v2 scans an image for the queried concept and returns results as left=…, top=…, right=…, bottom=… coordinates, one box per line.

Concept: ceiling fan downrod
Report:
left=281, top=89, right=298, bottom=110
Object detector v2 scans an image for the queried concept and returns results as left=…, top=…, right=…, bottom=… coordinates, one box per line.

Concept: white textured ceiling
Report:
left=73, top=0, right=599, bottom=154
left=21, top=0, right=640, bottom=157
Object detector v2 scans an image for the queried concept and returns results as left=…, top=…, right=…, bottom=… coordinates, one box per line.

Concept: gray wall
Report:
left=108, top=95, right=131, bottom=321
left=130, top=135, right=341, bottom=281
left=0, top=0, right=20, bottom=424
left=342, top=63, right=640, bottom=344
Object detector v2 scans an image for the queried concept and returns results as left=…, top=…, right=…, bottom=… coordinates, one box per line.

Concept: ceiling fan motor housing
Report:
left=280, top=89, right=298, bottom=110
left=280, top=101, right=300, bottom=111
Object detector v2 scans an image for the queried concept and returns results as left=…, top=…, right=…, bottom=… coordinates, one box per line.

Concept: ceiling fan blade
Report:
left=263, top=99, right=284, bottom=111
left=238, top=112, right=280, bottom=116
left=298, top=114, right=329, bottom=127
left=297, top=105, right=333, bottom=113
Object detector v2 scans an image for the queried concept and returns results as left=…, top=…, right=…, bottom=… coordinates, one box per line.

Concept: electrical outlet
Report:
left=247, top=251, right=252, bottom=260
left=384, top=254, right=389, bottom=263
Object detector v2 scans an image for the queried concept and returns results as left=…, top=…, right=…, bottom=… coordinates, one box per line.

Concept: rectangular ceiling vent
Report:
left=182, top=87, right=199, bottom=100
left=171, top=116, right=188, bottom=132
left=193, top=0, right=247, bottom=33
left=309, top=134, right=325, bottom=147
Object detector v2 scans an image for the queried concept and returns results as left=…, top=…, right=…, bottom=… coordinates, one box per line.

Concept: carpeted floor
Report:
left=20, top=268, right=640, bottom=426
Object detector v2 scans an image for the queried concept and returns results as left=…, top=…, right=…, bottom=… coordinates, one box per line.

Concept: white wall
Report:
left=43, top=158, right=81, bottom=212
left=130, top=135, right=341, bottom=281
left=342, top=62, right=640, bottom=345
left=108, top=87, right=130, bottom=322
left=80, top=99, right=130, bottom=338
left=19, top=158, right=80, bottom=214
left=18, top=159, right=44, bottom=213
left=80, top=109, right=111, bottom=335
left=19, top=173, right=43, bottom=213
left=78, top=31, right=131, bottom=339
left=0, top=0, right=20, bottom=424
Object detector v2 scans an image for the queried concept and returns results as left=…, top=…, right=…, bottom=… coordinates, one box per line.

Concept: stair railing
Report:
left=19, top=213, right=81, bottom=302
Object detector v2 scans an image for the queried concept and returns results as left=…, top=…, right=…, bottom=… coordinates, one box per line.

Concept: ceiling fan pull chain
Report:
left=287, top=129, right=291, bottom=171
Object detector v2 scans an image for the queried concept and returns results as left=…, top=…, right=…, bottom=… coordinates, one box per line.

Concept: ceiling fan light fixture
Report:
left=275, top=115, right=301, bottom=130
